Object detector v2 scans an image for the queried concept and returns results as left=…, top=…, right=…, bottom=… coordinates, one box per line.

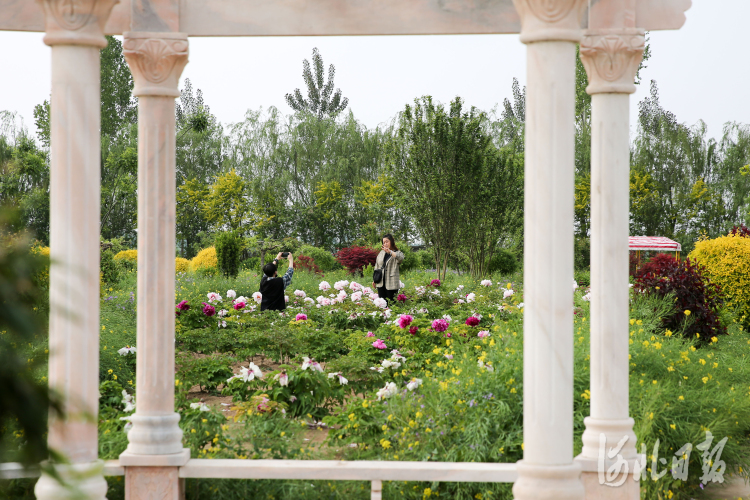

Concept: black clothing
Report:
left=260, top=275, right=286, bottom=311
left=377, top=286, right=398, bottom=303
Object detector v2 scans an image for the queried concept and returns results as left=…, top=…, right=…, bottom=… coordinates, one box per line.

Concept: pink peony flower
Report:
left=477, top=330, right=491, bottom=338
left=397, top=293, right=407, bottom=302
left=397, top=314, right=414, bottom=329
left=432, top=319, right=449, bottom=332
left=177, top=300, right=190, bottom=311
left=430, top=279, right=441, bottom=287
left=295, top=313, right=308, bottom=321
left=409, top=325, right=418, bottom=335
left=202, top=302, right=216, bottom=317
left=465, top=316, right=480, bottom=327
left=372, top=339, right=387, bottom=350
left=233, top=302, right=246, bottom=310
left=366, top=331, right=375, bottom=337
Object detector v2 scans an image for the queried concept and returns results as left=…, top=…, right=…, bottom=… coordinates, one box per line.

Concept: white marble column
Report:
left=576, top=26, right=645, bottom=499
left=511, top=1, right=586, bottom=499
left=118, top=31, right=190, bottom=492
left=34, top=1, right=117, bottom=499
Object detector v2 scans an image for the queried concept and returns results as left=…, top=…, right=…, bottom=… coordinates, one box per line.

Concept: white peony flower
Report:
left=503, top=289, right=515, bottom=299
left=319, top=281, right=331, bottom=291
left=573, top=279, right=579, bottom=290
left=350, top=282, right=362, bottom=291
left=376, top=382, right=398, bottom=400
left=207, top=292, right=222, bottom=303
left=466, top=293, right=476, bottom=303
left=251, top=292, right=262, bottom=304
left=406, top=378, right=423, bottom=391
left=218, top=309, right=228, bottom=318
left=399, top=280, right=405, bottom=289
left=274, top=372, right=289, bottom=387
left=373, top=297, right=387, bottom=309
left=226, top=290, right=237, bottom=299
left=582, top=292, right=591, bottom=302
left=190, top=402, right=210, bottom=412
left=334, top=280, right=349, bottom=291
left=118, top=346, right=136, bottom=356
left=301, top=357, right=323, bottom=372
left=517, top=302, right=525, bottom=309
left=304, top=297, right=315, bottom=304
left=480, top=280, right=492, bottom=287
left=351, top=291, right=363, bottom=302
left=294, top=289, right=306, bottom=298
left=121, top=390, right=135, bottom=412
left=227, top=362, right=263, bottom=383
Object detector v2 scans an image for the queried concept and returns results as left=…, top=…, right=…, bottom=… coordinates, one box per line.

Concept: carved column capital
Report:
left=512, top=0, right=587, bottom=43
left=580, top=28, right=645, bottom=94
left=36, top=0, right=119, bottom=47
left=123, top=32, right=188, bottom=97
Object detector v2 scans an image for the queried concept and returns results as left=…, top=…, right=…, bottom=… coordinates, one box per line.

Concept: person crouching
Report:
left=260, top=252, right=294, bottom=311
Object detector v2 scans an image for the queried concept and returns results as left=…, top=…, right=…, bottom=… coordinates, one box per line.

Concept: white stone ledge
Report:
left=178, top=459, right=518, bottom=483
left=2, top=459, right=517, bottom=482
left=0, top=461, right=124, bottom=479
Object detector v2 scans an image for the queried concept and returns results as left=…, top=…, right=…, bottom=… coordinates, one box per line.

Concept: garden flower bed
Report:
left=4, top=268, right=750, bottom=500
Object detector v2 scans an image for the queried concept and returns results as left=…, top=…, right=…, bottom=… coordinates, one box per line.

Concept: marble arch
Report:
left=0, top=0, right=691, bottom=498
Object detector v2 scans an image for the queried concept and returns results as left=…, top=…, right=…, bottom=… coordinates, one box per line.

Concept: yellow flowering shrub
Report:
left=189, top=247, right=218, bottom=273
left=113, top=249, right=138, bottom=263
left=31, top=245, right=51, bottom=291
left=175, top=257, right=190, bottom=273
left=689, top=234, right=750, bottom=325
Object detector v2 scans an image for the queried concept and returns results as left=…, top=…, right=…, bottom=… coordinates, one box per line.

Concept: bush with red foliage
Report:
left=335, top=246, right=379, bottom=275
left=729, top=224, right=750, bottom=237
left=634, top=253, right=725, bottom=342
left=295, top=254, right=323, bottom=276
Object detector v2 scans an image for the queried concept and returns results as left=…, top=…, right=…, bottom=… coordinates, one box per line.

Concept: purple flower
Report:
left=177, top=300, right=190, bottom=311
left=366, top=331, right=375, bottom=337
left=465, top=316, right=480, bottom=327
left=409, top=325, right=418, bottom=335
left=397, top=314, right=413, bottom=329
left=430, top=279, right=441, bottom=287
left=397, top=293, right=407, bottom=302
left=295, top=313, right=308, bottom=321
left=233, top=301, right=246, bottom=310
left=432, top=319, right=449, bottom=332
left=202, top=302, right=216, bottom=317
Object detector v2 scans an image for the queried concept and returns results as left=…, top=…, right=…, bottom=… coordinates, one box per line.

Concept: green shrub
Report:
left=215, top=231, right=244, bottom=278
left=488, top=248, right=518, bottom=275
left=100, top=249, right=120, bottom=285
left=299, top=245, right=336, bottom=271
left=574, top=236, right=591, bottom=271
left=177, top=353, right=236, bottom=393
left=574, top=270, right=590, bottom=288
left=416, top=249, right=434, bottom=269
left=399, top=244, right=420, bottom=272
left=240, top=256, right=260, bottom=271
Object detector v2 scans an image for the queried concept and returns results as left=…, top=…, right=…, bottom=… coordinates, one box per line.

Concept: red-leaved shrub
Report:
left=729, top=224, right=750, bottom=238
left=335, top=246, right=378, bottom=275
left=634, top=253, right=726, bottom=342
left=296, top=254, right=323, bottom=276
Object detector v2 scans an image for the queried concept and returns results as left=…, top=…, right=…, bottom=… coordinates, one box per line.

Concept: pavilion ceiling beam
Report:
left=1, top=0, right=689, bottom=36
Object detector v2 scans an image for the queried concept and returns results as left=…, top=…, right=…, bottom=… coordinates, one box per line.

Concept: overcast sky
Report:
left=1, top=1, right=748, bottom=141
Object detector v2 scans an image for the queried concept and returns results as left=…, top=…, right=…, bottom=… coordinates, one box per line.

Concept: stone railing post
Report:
left=33, top=1, right=118, bottom=499
left=118, top=31, right=190, bottom=498
left=576, top=23, right=645, bottom=498
left=511, top=0, right=587, bottom=499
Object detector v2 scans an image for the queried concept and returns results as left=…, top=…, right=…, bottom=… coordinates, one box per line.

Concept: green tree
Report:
left=176, top=78, right=224, bottom=183
left=285, top=47, right=349, bottom=119
left=100, top=135, right=138, bottom=242
left=202, top=170, right=271, bottom=234
left=176, top=178, right=210, bottom=258
left=100, top=35, right=136, bottom=140
left=387, top=96, right=492, bottom=280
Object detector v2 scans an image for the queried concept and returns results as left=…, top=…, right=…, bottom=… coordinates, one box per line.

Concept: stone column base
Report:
left=125, top=466, right=184, bottom=500
left=34, top=460, right=108, bottom=500
left=512, top=460, right=585, bottom=500
left=575, top=456, right=642, bottom=500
